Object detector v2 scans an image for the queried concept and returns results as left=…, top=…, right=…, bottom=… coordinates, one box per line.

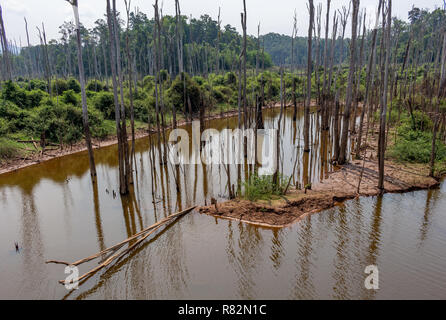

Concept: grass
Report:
left=0, top=137, right=23, bottom=163
left=387, top=111, right=446, bottom=177
left=242, top=173, right=288, bottom=202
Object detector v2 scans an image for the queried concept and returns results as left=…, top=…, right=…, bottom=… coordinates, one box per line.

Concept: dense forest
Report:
left=7, top=11, right=272, bottom=79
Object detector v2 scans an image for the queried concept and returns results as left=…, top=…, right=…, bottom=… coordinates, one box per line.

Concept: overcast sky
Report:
left=1, top=0, right=444, bottom=46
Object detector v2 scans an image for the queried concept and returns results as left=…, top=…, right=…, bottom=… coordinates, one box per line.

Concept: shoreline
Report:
left=198, top=125, right=443, bottom=228
left=0, top=104, right=283, bottom=176
left=199, top=160, right=442, bottom=229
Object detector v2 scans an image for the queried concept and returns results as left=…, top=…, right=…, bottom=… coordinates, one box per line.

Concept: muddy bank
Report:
left=199, top=156, right=441, bottom=229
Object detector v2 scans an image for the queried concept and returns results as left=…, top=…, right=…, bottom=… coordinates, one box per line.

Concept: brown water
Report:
left=0, top=108, right=445, bottom=299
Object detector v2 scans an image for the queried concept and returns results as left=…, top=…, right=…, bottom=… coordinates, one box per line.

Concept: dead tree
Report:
left=332, top=6, right=349, bottom=162
left=292, top=11, right=298, bottom=121
left=0, top=5, right=11, bottom=80
left=66, top=0, right=97, bottom=180
left=314, top=3, right=322, bottom=105
left=430, top=32, right=446, bottom=177
left=356, top=0, right=382, bottom=159
left=304, top=0, right=315, bottom=153
left=36, top=25, right=52, bottom=96
left=321, top=0, right=331, bottom=129
left=378, top=0, right=392, bottom=192
left=338, top=0, right=359, bottom=165
left=124, top=0, right=136, bottom=183
left=242, top=0, right=248, bottom=129
left=24, top=17, right=34, bottom=79
left=106, top=0, right=128, bottom=195
left=216, top=6, right=221, bottom=74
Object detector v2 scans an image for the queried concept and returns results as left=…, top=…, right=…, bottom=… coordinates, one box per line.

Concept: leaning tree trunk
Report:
left=67, top=0, right=97, bottom=180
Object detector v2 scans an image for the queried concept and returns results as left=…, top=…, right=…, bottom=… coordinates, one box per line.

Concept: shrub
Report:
left=67, top=78, right=81, bottom=93
left=88, top=107, right=113, bottom=139
left=389, top=131, right=446, bottom=163
left=93, top=91, right=115, bottom=120
left=0, top=137, right=21, bottom=160
left=0, top=101, right=33, bottom=132
left=400, top=110, right=433, bottom=132
left=27, top=79, right=48, bottom=91
left=86, top=80, right=104, bottom=92
left=0, top=118, right=9, bottom=135
left=143, top=75, right=155, bottom=90
left=212, top=87, right=225, bottom=103
left=62, top=90, right=79, bottom=106
left=224, top=72, right=237, bottom=85
left=133, top=98, right=153, bottom=122
left=52, top=79, right=68, bottom=95
left=168, top=73, right=202, bottom=114
left=242, top=173, right=288, bottom=201
left=2, top=81, right=29, bottom=109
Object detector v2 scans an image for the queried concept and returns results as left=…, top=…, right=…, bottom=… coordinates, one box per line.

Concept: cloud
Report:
left=2, top=0, right=28, bottom=15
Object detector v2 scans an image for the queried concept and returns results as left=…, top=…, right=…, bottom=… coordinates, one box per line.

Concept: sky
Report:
left=0, top=0, right=444, bottom=46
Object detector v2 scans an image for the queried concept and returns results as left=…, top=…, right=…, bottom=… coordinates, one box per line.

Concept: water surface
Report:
left=0, top=109, right=445, bottom=299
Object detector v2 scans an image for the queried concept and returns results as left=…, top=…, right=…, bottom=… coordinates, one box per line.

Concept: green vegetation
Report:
left=0, top=69, right=300, bottom=163
left=388, top=111, right=446, bottom=170
left=242, top=173, right=288, bottom=202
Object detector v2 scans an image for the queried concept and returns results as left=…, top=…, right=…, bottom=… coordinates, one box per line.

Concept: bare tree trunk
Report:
left=37, top=25, right=52, bottom=97
left=67, top=0, right=97, bottom=181
left=216, top=7, right=221, bottom=74
left=125, top=0, right=135, bottom=184
left=242, top=0, right=248, bottom=129
left=304, top=0, right=315, bottom=153
left=321, top=0, right=331, bottom=129
left=112, top=0, right=131, bottom=191
left=175, top=0, right=184, bottom=75
left=314, top=4, right=322, bottom=106
left=292, top=12, right=298, bottom=121
left=24, top=17, right=34, bottom=79
left=338, top=0, right=359, bottom=165
left=430, top=32, right=446, bottom=177
left=0, top=5, right=12, bottom=80
left=356, top=0, right=382, bottom=159
left=351, top=10, right=366, bottom=135
left=274, top=66, right=285, bottom=187
left=378, top=0, right=392, bottom=192
left=106, top=0, right=127, bottom=195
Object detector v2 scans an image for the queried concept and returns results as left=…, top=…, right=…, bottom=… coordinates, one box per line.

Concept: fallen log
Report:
left=46, top=206, right=196, bottom=285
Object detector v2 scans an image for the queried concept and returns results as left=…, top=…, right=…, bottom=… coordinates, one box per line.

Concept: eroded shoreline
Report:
left=199, top=124, right=442, bottom=229
left=198, top=159, right=441, bottom=228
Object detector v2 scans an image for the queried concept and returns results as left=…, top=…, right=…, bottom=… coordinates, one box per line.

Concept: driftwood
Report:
left=46, top=206, right=195, bottom=285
